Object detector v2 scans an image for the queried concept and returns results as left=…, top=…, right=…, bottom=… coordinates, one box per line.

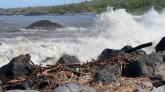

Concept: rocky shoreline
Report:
left=1, top=37, right=165, bottom=92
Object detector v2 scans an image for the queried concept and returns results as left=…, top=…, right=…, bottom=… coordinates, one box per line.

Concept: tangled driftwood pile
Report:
left=2, top=54, right=144, bottom=92
left=3, top=41, right=165, bottom=92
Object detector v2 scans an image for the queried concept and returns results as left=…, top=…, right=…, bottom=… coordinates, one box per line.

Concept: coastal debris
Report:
left=0, top=41, right=160, bottom=91
left=2, top=54, right=142, bottom=92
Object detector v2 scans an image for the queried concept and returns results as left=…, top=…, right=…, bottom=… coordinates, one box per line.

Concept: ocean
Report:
left=0, top=7, right=165, bottom=66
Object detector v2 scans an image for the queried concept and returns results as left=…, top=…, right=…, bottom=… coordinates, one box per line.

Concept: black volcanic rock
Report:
left=0, top=54, right=34, bottom=82
left=57, top=55, right=80, bottom=64
left=98, top=49, right=126, bottom=60
left=94, top=65, right=121, bottom=84
left=26, top=20, right=63, bottom=30
left=155, top=37, right=165, bottom=52
left=128, top=52, right=165, bottom=77
left=98, top=45, right=146, bottom=60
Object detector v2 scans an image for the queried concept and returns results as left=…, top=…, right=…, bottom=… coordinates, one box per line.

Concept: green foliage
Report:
left=1, top=0, right=165, bottom=15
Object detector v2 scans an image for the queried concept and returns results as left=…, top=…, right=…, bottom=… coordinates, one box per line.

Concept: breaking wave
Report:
left=0, top=7, right=165, bottom=66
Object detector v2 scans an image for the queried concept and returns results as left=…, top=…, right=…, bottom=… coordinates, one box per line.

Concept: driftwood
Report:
left=2, top=53, right=144, bottom=91
left=1, top=41, right=155, bottom=91
left=126, top=42, right=152, bottom=53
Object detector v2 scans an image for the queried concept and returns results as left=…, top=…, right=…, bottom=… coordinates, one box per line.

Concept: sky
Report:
left=0, top=0, right=90, bottom=8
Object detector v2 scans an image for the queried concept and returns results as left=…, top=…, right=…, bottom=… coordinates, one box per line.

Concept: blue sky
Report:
left=0, top=0, right=90, bottom=8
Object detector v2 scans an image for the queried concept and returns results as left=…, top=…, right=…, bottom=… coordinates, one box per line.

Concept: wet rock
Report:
left=57, top=55, right=80, bottom=64
left=155, top=37, right=165, bottom=52
left=121, top=45, right=133, bottom=51
left=128, top=52, right=165, bottom=77
left=142, top=82, right=153, bottom=88
left=0, top=54, right=34, bottom=82
left=152, top=80, right=165, bottom=87
left=106, top=50, right=125, bottom=57
left=98, top=48, right=114, bottom=59
left=150, top=85, right=165, bottom=92
left=133, top=88, right=148, bottom=92
left=99, top=45, right=146, bottom=60
left=98, top=48, right=126, bottom=60
left=51, top=83, right=96, bottom=92
left=94, top=65, right=121, bottom=84
left=6, top=90, right=40, bottom=92
left=26, top=20, right=63, bottom=30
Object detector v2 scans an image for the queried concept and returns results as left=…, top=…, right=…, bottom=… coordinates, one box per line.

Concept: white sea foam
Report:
left=56, top=27, right=88, bottom=32
left=20, top=28, right=47, bottom=32
left=0, top=7, right=165, bottom=66
left=95, top=7, right=165, bottom=52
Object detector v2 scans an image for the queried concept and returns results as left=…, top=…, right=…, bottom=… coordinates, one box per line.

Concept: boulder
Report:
left=26, top=20, right=63, bottom=30
left=98, top=49, right=126, bottom=60
left=150, top=86, right=165, bottom=92
left=94, top=65, right=121, bottom=84
left=155, top=37, right=165, bottom=52
left=128, top=52, right=165, bottom=77
left=98, top=49, right=114, bottom=60
left=98, top=45, right=146, bottom=60
left=121, top=45, right=133, bottom=51
left=0, top=54, right=34, bottom=82
left=57, top=55, right=80, bottom=64
left=51, top=83, right=96, bottom=92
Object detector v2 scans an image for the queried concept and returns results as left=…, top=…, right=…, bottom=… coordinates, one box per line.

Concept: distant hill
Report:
left=1, top=0, right=165, bottom=15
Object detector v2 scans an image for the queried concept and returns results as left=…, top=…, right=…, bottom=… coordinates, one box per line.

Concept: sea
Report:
left=0, top=7, right=165, bottom=66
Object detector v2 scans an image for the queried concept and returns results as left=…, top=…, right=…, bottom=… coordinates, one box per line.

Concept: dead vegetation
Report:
left=3, top=54, right=153, bottom=92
